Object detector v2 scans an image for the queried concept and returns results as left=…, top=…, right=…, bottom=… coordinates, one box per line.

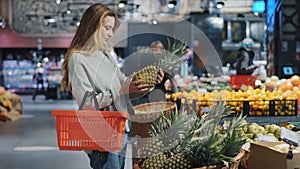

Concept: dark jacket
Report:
left=236, top=47, right=257, bottom=75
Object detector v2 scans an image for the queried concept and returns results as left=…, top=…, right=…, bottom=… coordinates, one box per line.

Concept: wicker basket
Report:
left=133, top=149, right=245, bottom=169
left=193, top=149, right=246, bottom=169
left=130, top=101, right=176, bottom=138
left=132, top=102, right=176, bottom=121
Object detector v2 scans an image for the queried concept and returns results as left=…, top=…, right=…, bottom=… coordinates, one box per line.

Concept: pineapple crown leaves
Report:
left=191, top=101, right=227, bottom=138
left=218, top=114, right=248, bottom=157
left=154, top=37, right=187, bottom=74
left=148, top=108, right=197, bottom=154
left=185, top=101, right=248, bottom=167
left=149, top=107, right=192, bottom=137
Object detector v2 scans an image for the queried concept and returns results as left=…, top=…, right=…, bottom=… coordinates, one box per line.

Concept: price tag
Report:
left=280, top=127, right=300, bottom=145
left=257, top=133, right=278, bottom=142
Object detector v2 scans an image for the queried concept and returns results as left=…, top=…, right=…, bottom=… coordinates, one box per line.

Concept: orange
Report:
left=284, top=81, right=294, bottom=91
left=291, top=75, right=300, bottom=86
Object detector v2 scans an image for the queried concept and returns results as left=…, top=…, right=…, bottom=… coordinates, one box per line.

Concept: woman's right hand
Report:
left=119, top=73, right=149, bottom=95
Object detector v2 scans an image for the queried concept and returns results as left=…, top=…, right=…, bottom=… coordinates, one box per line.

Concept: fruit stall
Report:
left=130, top=74, right=300, bottom=169
left=0, top=86, right=23, bottom=121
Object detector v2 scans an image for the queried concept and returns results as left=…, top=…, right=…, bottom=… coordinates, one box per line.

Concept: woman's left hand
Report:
left=157, top=69, right=164, bottom=84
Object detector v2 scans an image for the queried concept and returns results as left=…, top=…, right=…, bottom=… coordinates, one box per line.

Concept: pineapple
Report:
left=164, top=153, right=192, bottom=169
left=139, top=109, right=194, bottom=169
left=142, top=153, right=167, bottom=169
left=138, top=101, right=247, bottom=168
left=187, top=101, right=248, bottom=168
left=139, top=137, right=164, bottom=157
left=132, top=37, right=187, bottom=88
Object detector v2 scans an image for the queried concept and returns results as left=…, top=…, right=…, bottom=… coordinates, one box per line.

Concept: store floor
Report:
left=0, top=95, right=90, bottom=169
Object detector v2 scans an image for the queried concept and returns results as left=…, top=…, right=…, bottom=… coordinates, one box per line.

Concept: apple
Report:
left=243, top=126, right=248, bottom=133
left=257, top=126, right=265, bottom=134
left=245, top=133, right=254, bottom=139
left=268, top=124, right=278, bottom=134
left=248, top=125, right=259, bottom=135
left=274, top=127, right=281, bottom=138
left=264, top=124, right=271, bottom=131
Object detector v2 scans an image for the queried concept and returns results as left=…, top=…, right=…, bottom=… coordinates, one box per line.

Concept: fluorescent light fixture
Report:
left=151, top=19, right=158, bottom=25
left=216, top=1, right=224, bottom=9
left=168, top=1, right=177, bottom=9
left=118, top=1, right=127, bottom=8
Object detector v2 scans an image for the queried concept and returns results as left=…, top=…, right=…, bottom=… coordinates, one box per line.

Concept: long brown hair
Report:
left=61, top=3, right=119, bottom=91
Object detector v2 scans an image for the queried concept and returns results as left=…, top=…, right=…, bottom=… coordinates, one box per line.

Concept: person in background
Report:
left=150, top=41, right=167, bottom=93
left=236, top=38, right=258, bottom=75
left=150, top=40, right=164, bottom=54
left=149, top=40, right=181, bottom=103
left=32, top=64, right=45, bottom=100
left=60, top=4, right=163, bottom=169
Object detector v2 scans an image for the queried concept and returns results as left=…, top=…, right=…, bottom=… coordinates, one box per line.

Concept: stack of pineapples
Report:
left=132, top=38, right=187, bottom=89
left=136, top=101, right=248, bottom=169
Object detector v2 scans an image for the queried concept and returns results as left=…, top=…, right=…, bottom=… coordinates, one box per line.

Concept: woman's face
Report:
left=101, top=16, right=115, bottom=43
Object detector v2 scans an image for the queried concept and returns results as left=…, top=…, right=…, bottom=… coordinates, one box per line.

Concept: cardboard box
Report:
left=248, top=142, right=300, bottom=169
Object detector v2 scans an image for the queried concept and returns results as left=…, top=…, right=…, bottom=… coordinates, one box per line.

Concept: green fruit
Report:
left=268, top=124, right=278, bottom=134
left=274, top=127, right=281, bottom=138
left=257, top=126, right=265, bottom=134
left=245, top=133, right=254, bottom=139
left=264, top=124, right=271, bottom=132
left=243, top=126, right=248, bottom=133
left=248, top=125, right=259, bottom=134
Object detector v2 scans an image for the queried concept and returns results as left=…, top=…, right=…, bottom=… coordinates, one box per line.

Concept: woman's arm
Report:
left=69, top=55, right=112, bottom=109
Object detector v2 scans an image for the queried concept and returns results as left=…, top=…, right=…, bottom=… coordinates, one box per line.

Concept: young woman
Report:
left=61, top=3, right=163, bottom=169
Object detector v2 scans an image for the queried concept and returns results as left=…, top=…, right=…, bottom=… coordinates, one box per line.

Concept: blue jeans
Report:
left=87, top=133, right=128, bottom=169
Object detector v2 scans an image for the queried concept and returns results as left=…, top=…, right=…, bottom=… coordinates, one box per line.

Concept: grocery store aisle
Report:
left=0, top=95, right=90, bottom=169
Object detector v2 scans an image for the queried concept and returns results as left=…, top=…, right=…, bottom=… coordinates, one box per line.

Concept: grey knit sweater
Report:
left=68, top=50, right=128, bottom=112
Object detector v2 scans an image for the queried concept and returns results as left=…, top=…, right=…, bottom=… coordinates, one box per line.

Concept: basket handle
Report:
left=79, top=90, right=117, bottom=111
left=79, top=91, right=100, bottom=110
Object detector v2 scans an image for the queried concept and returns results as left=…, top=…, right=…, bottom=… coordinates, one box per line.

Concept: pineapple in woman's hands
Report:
left=132, top=38, right=187, bottom=90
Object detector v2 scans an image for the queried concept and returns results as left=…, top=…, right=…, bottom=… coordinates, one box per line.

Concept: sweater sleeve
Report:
left=69, top=54, right=112, bottom=110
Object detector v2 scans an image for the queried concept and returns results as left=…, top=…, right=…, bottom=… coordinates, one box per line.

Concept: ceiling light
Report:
left=216, top=1, right=224, bottom=9
left=65, top=8, right=72, bottom=15
left=56, top=0, right=62, bottom=5
left=118, top=1, right=127, bottom=8
left=70, top=16, right=80, bottom=26
left=150, top=19, right=158, bottom=25
left=0, top=17, right=6, bottom=28
left=44, top=16, right=56, bottom=26
left=168, top=0, right=177, bottom=8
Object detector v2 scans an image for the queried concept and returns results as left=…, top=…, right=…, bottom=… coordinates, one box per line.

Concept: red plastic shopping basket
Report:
left=51, top=109, right=129, bottom=152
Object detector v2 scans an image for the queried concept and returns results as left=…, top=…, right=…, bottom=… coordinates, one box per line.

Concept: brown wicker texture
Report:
left=131, top=101, right=176, bottom=122
left=193, top=149, right=246, bottom=169
left=133, top=150, right=245, bottom=169
left=130, top=102, right=176, bottom=138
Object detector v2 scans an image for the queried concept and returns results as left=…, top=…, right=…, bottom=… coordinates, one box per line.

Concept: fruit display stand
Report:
left=171, top=74, right=231, bottom=93
left=0, top=86, right=23, bottom=121
left=132, top=101, right=247, bottom=169
left=167, top=84, right=300, bottom=125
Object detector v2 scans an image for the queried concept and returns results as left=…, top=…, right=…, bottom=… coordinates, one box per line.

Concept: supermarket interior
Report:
left=1, top=0, right=300, bottom=169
